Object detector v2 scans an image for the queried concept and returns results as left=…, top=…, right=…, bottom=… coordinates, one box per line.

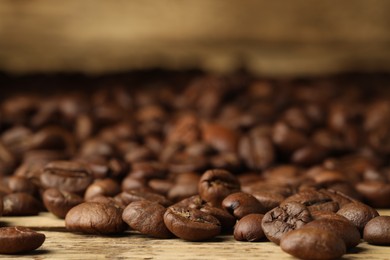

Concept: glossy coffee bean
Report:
left=198, top=169, right=240, bottom=207
left=65, top=202, right=126, bottom=234
left=262, top=202, right=312, bottom=245
left=199, top=205, right=236, bottom=232
left=40, top=160, right=93, bottom=194
left=122, top=200, right=172, bottom=239
left=163, top=206, right=221, bottom=241
left=2, top=192, right=42, bottom=216
left=363, top=216, right=390, bottom=245
left=280, top=227, right=346, bottom=260
left=222, top=192, right=266, bottom=219
left=114, top=189, right=172, bottom=208
left=303, top=219, right=361, bottom=249
left=283, top=189, right=339, bottom=213
left=43, top=188, right=84, bottom=218
left=234, top=214, right=265, bottom=242
left=0, top=227, right=45, bottom=254
left=337, top=202, right=379, bottom=232
left=84, top=178, right=121, bottom=200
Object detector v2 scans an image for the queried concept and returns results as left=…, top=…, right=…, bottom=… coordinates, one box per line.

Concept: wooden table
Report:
left=1, top=210, right=390, bottom=260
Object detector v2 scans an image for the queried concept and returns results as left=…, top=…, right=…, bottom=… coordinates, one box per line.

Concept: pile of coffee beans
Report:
left=1, top=72, right=390, bottom=258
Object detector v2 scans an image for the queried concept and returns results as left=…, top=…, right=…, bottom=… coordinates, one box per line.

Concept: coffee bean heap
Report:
left=1, top=73, right=390, bottom=258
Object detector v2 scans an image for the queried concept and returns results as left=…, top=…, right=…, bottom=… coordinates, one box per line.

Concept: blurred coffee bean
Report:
left=3, top=192, right=42, bottom=216
left=40, top=160, right=93, bottom=195
left=43, top=188, right=84, bottom=218
left=198, top=169, right=240, bottom=207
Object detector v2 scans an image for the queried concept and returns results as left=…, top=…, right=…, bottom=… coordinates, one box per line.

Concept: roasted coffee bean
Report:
left=303, top=218, right=361, bottom=249
left=222, top=192, right=266, bottom=219
left=201, top=123, right=239, bottom=153
left=148, top=179, right=174, bottom=195
left=173, top=195, right=205, bottom=209
left=40, top=160, right=93, bottom=194
left=122, top=200, right=172, bottom=239
left=65, top=202, right=126, bottom=234
left=355, top=181, right=390, bottom=208
left=3, top=192, right=42, bottom=216
left=234, top=214, right=265, bottom=242
left=251, top=191, right=285, bottom=212
left=43, top=188, right=84, bottom=218
left=198, top=169, right=240, bottom=207
left=115, top=189, right=172, bottom=208
left=163, top=206, right=221, bottom=241
left=272, top=122, right=308, bottom=153
left=280, top=227, right=346, bottom=260
left=283, top=189, right=340, bottom=213
left=337, top=202, right=379, bottom=232
left=238, top=133, right=274, bottom=170
left=84, top=178, right=121, bottom=200
left=261, top=202, right=312, bottom=245
left=167, top=183, right=198, bottom=202
left=128, top=161, right=166, bottom=180
left=0, top=227, right=45, bottom=254
left=363, top=216, right=390, bottom=245
left=199, top=205, right=236, bottom=231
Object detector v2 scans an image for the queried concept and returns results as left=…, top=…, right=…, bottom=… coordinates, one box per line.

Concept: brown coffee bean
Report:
left=303, top=219, right=361, bottom=249
left=222, top=192, right=266, bottom=219
left=148, top=179, right=174, bottom=195
left=272, top=121, right=308, bottom=153
left=43, top=188, right=84, bottom=218
left=0, top=227, right=45, bottom=254
left=163, top=206, right=221, bottom=241
left=355, top=181, right=390, bottom=208
left=363, top=216, right=390, bottom=245
left=199, top=205, right=236, bottom=231
left=121, top=176, right=146, bottom=191
left=337, top=202, right=379, bottom=232
left=167, top=183, right=198, bottom=202
left=238, top=133, right=274, bottom=170
left=280, top=227, right=346, bottom=260
left=261, top=202, right=312, bottom=245
left=283, top=189, right=339, bottom=213
left=65, top=202, right=126, bottom=234
left=173, top=195, right=205, bottom=209
left=128, top=161, right=166, bottom=180
left=84, top=178, right=121, bottom=200
left=115, top=189, right=172, bottom=208
left=234, top=214, right=265, bottom=242
left=3, top=192, right=42, bottom=216
left=198, top=169, right=240, bottom=207
left=40, top=160, right=93, bottom=194
left=122, top=200, right=172, bottom=239
left=251, top=191, right=285, bottom=212
left=201, top=123, right=239, bottom=153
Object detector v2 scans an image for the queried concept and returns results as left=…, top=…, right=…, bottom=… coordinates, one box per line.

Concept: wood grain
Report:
left=1, top=210, right=389, bottom=259
left=1, top=0, right=390, bottom=75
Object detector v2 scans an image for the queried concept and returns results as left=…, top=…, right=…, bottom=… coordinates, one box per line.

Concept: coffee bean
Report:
left=238, top=133, right=274, bottom=170
left=355, top=181, right=390, bottom=208
left=65, top=202, right=126, bottom=235
left=280, top=227, right=346, bottom=260
left=40, top=160, right=93, bottom=195
left=3, top=192, right=42, bottom=216
left=0, top=227, right=45, bottom=254
left=114, top=189, right=172, bottom=208
left=363, top=216, right=390, bottom=245
left=222, top=192, right=266, bottom=219
left=84, top=178, right=121, bottom=200
left=261, top=202, right=312, bottom=245
left=163, top=206, right=221, bottom=241
left=198, top=169, right=240, bottom=207
left=122, top=200, right=172, bottom=239
left=251, top=191, right=285, bottom=212
left=43, top=188, right=84, bottom=218
left=201, top=123, right=239, bottom=153
left=337, top=202, right=379, bottom=232
left=303, top=218, right=361, bottom=249
left=199, top=205, right=236, bottom=232
left=283, top=189, right=339, bottom=213
left=234, top=214, right=265, bottom=242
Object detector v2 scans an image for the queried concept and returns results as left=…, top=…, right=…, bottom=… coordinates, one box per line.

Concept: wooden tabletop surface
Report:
left=1, top=210, right=390, bottom=260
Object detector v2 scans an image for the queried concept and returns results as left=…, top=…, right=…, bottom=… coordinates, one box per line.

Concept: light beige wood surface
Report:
left=1, top=210, right=390, bottom=260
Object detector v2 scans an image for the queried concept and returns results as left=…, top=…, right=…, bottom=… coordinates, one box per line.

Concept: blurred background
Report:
left=1, top=0, right=390, bottom=76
